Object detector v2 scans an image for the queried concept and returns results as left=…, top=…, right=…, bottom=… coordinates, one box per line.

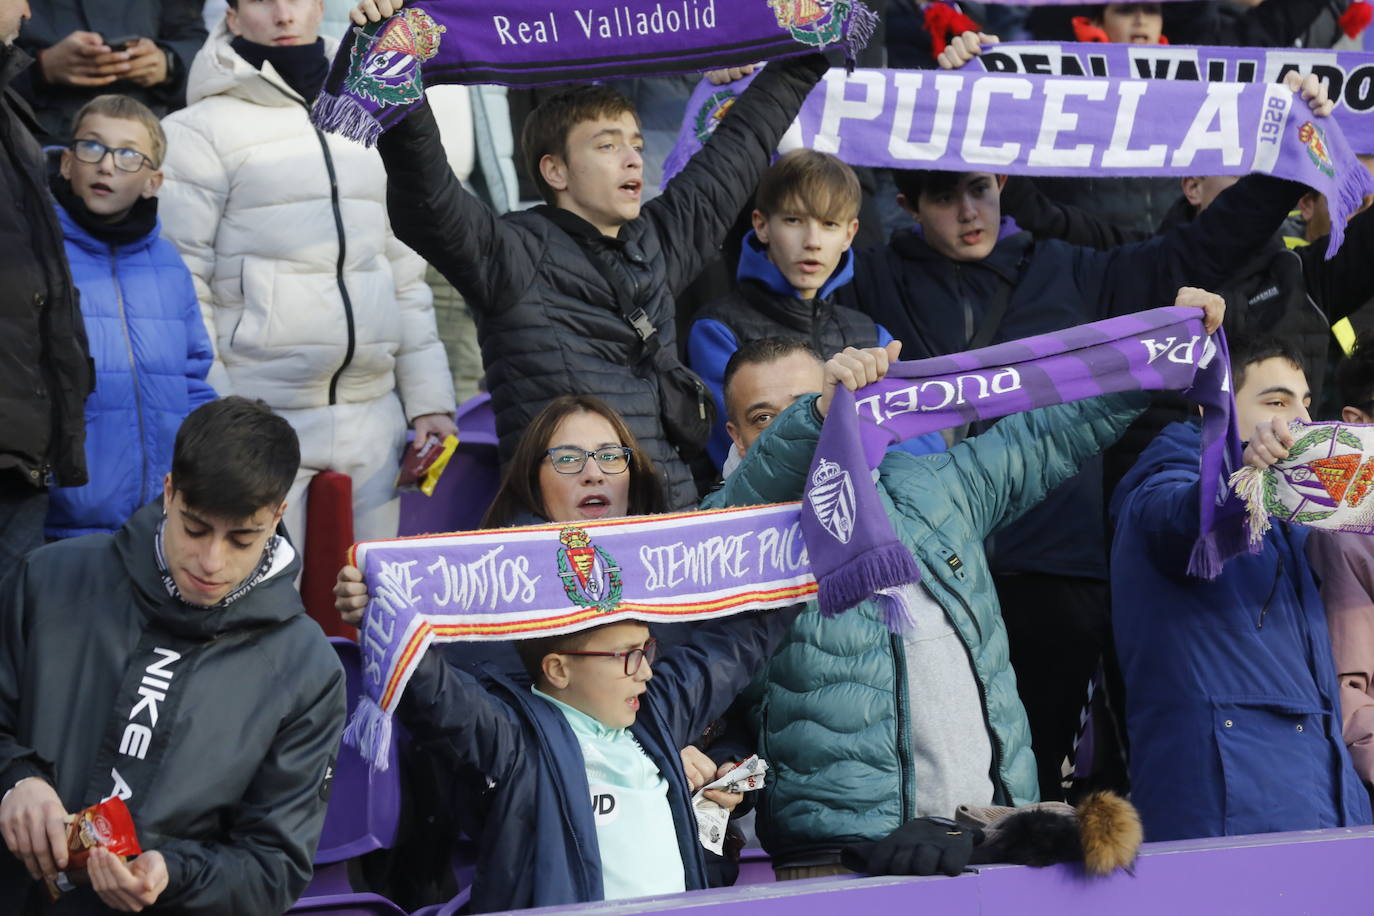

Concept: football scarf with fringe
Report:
left=973, top=43, right=1374, bottom=155
left=311, top=0, right=876, bottom=146
left=345, top=307, right=1240, bottom=770
left=661, top=68, right=1374, bottom=255
left=1231, top=419, right=1374, bottom=543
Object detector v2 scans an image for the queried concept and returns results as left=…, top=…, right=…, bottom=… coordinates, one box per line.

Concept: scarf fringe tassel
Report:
left=311, top=92, right=384, bottom=148
left=844, top=3, right=880, bottom=65
left=343, top=694, right=393, bottom=772
left=817, top=541, right=921, bottom=632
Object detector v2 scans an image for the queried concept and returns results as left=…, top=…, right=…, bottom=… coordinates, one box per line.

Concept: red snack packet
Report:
left=45, top=797, right=142, bottom=899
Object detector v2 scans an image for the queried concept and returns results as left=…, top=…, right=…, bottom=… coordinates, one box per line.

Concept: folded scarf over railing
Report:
left=1232, top=420, right=1374, bottom=543
left=974, top=42, right=1374, bottom=155
left=662, top=68, right=1374, bottom=254
left=310, top=0, right=876, bottom=145
left=346, top=307, right=1241, bottom=770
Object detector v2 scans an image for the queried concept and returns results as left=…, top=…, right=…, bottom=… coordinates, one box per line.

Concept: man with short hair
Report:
left=0, top=396, right=346, bottom=913
left=1112, top=336, right=1373, bottom=841
left=704, top=298, right=1214, bottom=877
left=0, top=0, right=93, bottom=569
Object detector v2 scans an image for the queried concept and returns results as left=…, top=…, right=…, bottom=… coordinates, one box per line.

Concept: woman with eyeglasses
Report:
left=480, top=394, right=666, bottom=528
left=335, top=394, right=756, bottom=902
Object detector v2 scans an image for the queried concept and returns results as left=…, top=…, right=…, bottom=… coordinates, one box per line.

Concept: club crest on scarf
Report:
left=693, top=89, right=737, bottom=144
left=557, top=526, right=623, bottom=613
left=807, top=458, right=857, bottom=545
left=345, top=8, right=446, bottom=108
left=767, top=0, right=877, bottom=55
left=1299, top=121, right=1336, bottom=179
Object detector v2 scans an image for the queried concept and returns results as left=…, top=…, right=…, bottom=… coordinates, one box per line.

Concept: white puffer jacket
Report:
left=159, top=22, right=453, bottom=419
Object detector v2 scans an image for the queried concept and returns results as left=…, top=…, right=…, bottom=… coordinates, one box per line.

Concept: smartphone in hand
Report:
left=103, top=34, right=141, bottom=52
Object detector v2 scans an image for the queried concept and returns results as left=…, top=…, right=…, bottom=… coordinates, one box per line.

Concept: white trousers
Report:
left=277, top=391, right=407, bottom=553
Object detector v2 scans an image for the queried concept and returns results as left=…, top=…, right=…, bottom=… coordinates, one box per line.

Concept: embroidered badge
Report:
left=768, top=0, right=852, bottom=46
left=557, top=527, right=624, bottom=613
left=345, top=8, right=447, bottom=108
left=807, top=458, right=856, bottom=545
left=1298, top=121, right=1336, bottom=179
left=692, top=89, right=738, bottom=145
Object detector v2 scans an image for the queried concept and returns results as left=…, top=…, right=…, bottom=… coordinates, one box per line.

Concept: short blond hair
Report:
left=755, top=149, right=861, bottom=224
left=69, top=94, right=167, bottom=168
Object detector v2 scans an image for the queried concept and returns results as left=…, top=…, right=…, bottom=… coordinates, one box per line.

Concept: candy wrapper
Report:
left=397, top=433, right=458, bottom=497
left=691, top=755, right=768, bottom=855
left=45, top=797, right=142, bottom=900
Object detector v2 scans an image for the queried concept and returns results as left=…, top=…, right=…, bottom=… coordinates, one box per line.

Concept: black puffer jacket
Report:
left=843, top=174, right=1306, bottom=579
left=0, top=501, right=346, bottom=914
left=0, top=44, right=91, bottom=489
left=380, top=56, right=828, bottom=509
left=1003, top=176, right=1374, bottom=412
left=12, top=1, right=205, bottom=144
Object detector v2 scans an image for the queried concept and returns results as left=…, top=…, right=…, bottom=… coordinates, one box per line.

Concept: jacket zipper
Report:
left=276, top=84, right=356, bottom=406
left=888, top=632, right=916, bottom=821
left=311, top=125, right=356, bottom=406
left=111, top=249, right=150, bottom=503
left=1258, top=550, right=1285, bottom=629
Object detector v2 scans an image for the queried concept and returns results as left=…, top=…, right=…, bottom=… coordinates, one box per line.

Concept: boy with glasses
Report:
left=45, top=93, right=216, bottom=540
left=340, top=567, right=799, bottom=911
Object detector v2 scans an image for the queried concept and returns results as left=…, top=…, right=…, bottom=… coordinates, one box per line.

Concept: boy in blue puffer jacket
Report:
left=45, top=95, right=215, bottom=539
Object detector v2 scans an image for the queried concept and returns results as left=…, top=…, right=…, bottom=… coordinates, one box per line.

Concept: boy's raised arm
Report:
left=646, top=54, right=830, bottom=294
left=378, top=103, right=538, bottom=316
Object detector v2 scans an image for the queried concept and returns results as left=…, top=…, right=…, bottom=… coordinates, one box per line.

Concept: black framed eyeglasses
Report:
left=545, top=445, right=633, bottom=475
left=559, top=637, right=658, bottom=676
left=70, top=139, right=154, bottom=173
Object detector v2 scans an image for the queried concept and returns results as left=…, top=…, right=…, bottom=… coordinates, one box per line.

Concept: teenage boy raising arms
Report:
left=350, top=0, right=829, bottom=509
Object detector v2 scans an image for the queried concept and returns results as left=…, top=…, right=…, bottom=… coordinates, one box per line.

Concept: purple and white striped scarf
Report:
left=662, top=69, right=1374, bottom=254
left=310, top=0, right=876, bottom=145
left=800, top=307, right=1242, bottom=628
left=346, top=307, right=1240, bottom=769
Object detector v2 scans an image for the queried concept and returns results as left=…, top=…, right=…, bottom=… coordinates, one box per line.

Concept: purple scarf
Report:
left=976, top=43, right=1374, bottom=155
left=662, top=68, right=1374, bottom=254
left=345, top=307, right=1239, bottom=769
left=311, top=0, right=876, bottom=145
left=802, top=307, right=1244, bottom=626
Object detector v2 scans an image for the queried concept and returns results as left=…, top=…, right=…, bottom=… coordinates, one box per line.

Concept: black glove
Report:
left=841, top=817, right=979, bottom=877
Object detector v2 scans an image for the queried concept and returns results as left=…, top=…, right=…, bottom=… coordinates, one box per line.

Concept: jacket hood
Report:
left=113, top=500, right=304, bottom=640
left=186, top=18, right=337, bottom=108
left=736, top=229, right=854, bottom=301
left=1110, top=419, right=1200, bottom=523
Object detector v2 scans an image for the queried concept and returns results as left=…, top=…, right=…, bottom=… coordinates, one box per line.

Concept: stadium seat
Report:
left=398, top=392, right=500, bottom=536
left=288, top=639, right=403, bottom=913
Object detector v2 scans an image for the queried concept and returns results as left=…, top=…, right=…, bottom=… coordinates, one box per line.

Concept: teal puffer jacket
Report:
left=703, top=391, right=1146, bottom=865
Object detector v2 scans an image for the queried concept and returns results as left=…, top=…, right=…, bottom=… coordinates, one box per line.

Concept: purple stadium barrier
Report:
left=398, top=393, right=500, bottom=537
left=287, top=894, right=409, bottom=916
left=463, top=826, right=1374, bottom=916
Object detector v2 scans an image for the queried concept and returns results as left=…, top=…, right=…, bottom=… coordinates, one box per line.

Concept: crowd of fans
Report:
left=1, top=0, right=1374, bottom=912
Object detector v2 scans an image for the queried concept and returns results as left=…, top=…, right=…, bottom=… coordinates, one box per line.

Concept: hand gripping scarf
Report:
left=310, top=0, right=876, bottom=146
left=974, top=43, right=1374, bottom=155
left=1231, top=419, right=1374, bottom=543
left=660, top=68, right=1374, bottom=255
left=345, top=307, right=1241, bottom=770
